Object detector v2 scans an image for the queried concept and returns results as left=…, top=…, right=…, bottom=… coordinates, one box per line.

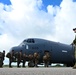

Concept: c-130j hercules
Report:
left=6, top=38, right=75, bottom=67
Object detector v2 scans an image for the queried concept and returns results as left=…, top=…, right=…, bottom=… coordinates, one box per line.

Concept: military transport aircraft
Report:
left=6, top=38, right=75, bottom=67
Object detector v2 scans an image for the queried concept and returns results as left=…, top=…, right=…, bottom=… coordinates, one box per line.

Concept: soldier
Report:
left=2, top=50, right=5, bottom=66
left=16, top=50, right=23, bottom=67
left=22, top=52, right=26, bottom=67
left=9, top=50, right=15, bottom=67
left=2, top=50, right=5, bottom=61
left=28, top=54, right=34, bottom=67
left=43, top=52, right=51, bottom=67
left=0, top=52, right=3, bottom=67
left=34, top=52, right=40, bottom=67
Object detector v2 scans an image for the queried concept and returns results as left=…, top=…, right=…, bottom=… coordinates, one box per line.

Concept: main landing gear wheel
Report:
left=28, top=61, right=35, bottom=67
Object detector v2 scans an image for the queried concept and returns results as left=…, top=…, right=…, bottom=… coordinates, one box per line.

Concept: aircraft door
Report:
left=24, top=44, right=33, bottom=54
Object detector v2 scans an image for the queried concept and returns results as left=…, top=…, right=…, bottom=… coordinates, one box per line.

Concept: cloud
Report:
left=0, top=0, right=76, bottom=55
left=54, top=0, right=76, bottom=43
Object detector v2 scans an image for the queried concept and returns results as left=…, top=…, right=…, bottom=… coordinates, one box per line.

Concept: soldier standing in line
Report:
left=2, top=50, right=5, bottom=66
left=43, top=52, right=51, bottom=67
left=0, top=52, right=3, bottom=67
left=9, top=50, right=15, bottom=67
left=43, top=55, right=47, bottom=67
left=28, top=54, right=34, bottom=67
left=2, top=50, right=5, bottom=61
left=34, top=52, right=40, bottom=67
left=16, top=50, right=23, bottom=67
left=6, top=50, right=15, bottom=67
left=22, top=52, right=26, bottom=67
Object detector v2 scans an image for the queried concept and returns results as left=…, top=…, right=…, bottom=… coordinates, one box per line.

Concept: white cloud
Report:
left=0, top=0, right=76, bottom=56
left=0, top=34, right=17, bottom=52
left=54, top=0, right=76, bottom=43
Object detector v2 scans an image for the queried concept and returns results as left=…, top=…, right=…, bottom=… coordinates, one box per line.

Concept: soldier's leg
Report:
left=34, top=60, right=36, bottom=67
left=28, top=61, right=31, bottom=67
left=0, top=61, right=3, bottom=67
left=2, top=60, right=3, bottom=67
left=17, top=60, right=20, bottom=67
left=22, top=60, right=25, bottom=67
left=35, top=60, right=38, bottom=67
left=44, top=61, right=46, bottom=67
left=0, top=63, right=2, bottom=67
left=9, top=59, right=12, bottom=67
left=1, top=59, right=3, bottom=68
left=45, top=61, right=47, bottom=67
left=46, top=62, right=49, bottom=67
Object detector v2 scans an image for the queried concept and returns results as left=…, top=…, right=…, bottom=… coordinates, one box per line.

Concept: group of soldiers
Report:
left=0, top=50, right=51, bottom=68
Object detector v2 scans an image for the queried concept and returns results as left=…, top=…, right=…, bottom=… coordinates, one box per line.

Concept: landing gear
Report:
left=28, top=61, right=35, bottom=67
left=66, top=62, right=75, bottom=67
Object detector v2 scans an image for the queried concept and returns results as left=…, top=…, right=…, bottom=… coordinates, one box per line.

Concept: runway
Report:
left=0, top=67, right=76, bottom=75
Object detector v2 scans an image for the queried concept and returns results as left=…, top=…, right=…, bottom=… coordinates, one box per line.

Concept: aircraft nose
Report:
left=9, top=47, right=17, bottom=53
left=6, top=46, right=22, bottom=58
left=9, top=46, right=23, bottom=52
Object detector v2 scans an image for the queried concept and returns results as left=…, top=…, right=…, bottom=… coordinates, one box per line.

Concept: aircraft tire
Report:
left=66, top=63, right=71, bottom=67
left=70, top=59, right=75, bottom=67
left=70, top=62, right=75, bottom=67
left=28, top=62, right=35, bottom=67
left=66, top=62, right=75, bottom=67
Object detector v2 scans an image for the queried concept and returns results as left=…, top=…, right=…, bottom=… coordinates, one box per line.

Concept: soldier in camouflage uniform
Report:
left=72, top=36, right=76, bottom=69
left=6, top=50, right=15, bottom=67
left=22, top=52, right=27, bottom=67
left=2, top=50, right=5, bottom=61
left=2, top=50, right=5, bottom=66
left=28, top=54, right=34, bottom=67
left=34, top=52, right=40, bottom=67
left=15, top=50, right=23, bottom=67
left=9, top=50, right=15, bottom=67
left=43, top=52, right=51, bottom=67
left=0, top=52, right=3, bottom=67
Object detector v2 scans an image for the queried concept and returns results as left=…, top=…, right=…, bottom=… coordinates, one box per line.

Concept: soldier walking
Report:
left=28, top=54, right=34, bottom=67
left=0, top=52, right=3, bottom=67
left=43, top=52, right=51, bottom=67
left=16, top=50, right=23, bottom=67
left=34, top=52, right=40, bottom=67
left=2, top=50, right=5, bottom=66
left=22, top=52, right=27, bottom=67
left=2, top=50, right=5, bottom=61
left=6, top=50, right=15, bottom=67
left=9, top=50, right=15, bottom=67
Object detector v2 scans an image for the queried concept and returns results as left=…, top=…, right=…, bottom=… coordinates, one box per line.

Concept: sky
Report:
left=0, top=0, right=76, bottom=64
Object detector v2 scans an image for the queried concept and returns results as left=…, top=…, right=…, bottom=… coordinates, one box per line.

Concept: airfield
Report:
left=0, top=67, right=76, bottom=75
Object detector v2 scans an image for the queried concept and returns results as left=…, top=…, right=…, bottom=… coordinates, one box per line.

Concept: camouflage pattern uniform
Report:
left=28, top=54, right=34, bottom=67
left=16, top=50, right=23, bottom=67
left=2, top=50, right=5, bottom=66
left=43, top=52, right=51, bottom=67
left=72, top=36, right=76, bottom=68
left=22, top=53, right=27, bottom=67
left=6, top=50, right=15, bottom=67
left=2, top=50, right=5, bottom=61
left=9, top=50, right=15, bottom=67
left=34, top=52, right=40, bottom=67
left=0, top=52, right=3, bottom=67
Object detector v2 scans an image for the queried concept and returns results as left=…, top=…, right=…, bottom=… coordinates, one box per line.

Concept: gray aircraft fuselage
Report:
left=8, top=38, right=75, bottom=67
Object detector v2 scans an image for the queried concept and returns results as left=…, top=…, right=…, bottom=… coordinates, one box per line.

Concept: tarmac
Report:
left=0, top=67, right=76, bottom=75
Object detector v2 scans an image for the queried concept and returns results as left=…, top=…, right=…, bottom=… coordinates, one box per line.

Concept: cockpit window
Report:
left=27, top=39, right=35, bottom=43
left=23, top=40, right=27, bottom=42
left=23, top=39, right=35, bottom=43
left=19, top=42, right=25, bottom=47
